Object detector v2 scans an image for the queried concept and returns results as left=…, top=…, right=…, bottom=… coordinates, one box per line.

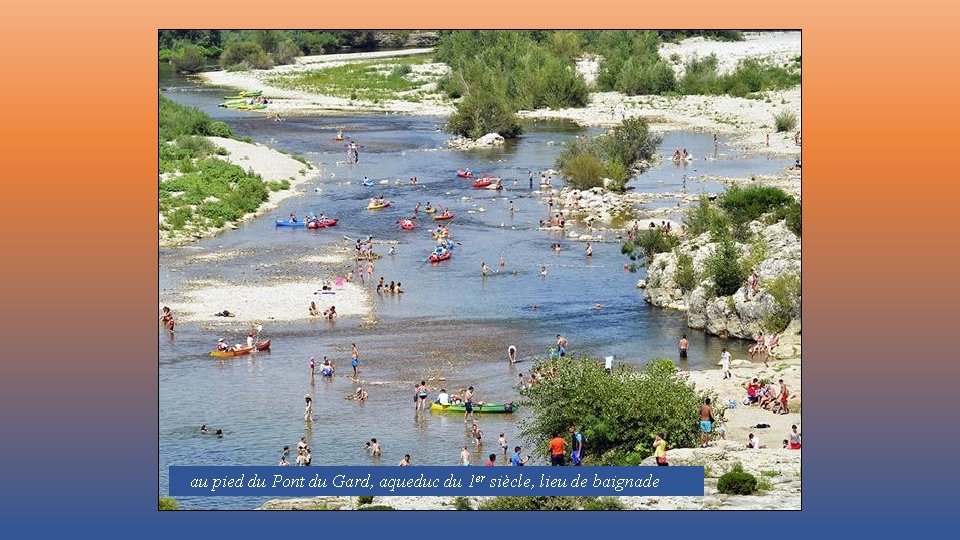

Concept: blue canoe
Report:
left=276, top=220, right=307, bottom=228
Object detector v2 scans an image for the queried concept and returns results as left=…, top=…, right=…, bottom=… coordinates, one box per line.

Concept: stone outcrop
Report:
left=644, top=221, right=801, bottom=344
left=373, top=31, right=440, bottom=49
left=447, top=132, right=505, bottom=150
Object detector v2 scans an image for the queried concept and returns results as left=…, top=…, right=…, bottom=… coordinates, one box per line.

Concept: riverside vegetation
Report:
left=159, top=96, right=292, bottom=239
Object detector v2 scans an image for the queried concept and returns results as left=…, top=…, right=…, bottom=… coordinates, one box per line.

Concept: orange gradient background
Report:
left=1, top=0, right=956, bottom=522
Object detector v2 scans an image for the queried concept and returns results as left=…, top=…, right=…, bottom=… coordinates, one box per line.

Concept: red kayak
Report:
left=472, top=179, right=492, bottom=188
left=307, top=218, right=338, bottom=229
left=429, top=250, right=452, bottom=263
left=457, top=169, right=474, bottom=178
left=210, top=339, right=272, bottom=358
left=433, top=212, right=454, bottom=221
left=399, top=219, right=416, bottom=230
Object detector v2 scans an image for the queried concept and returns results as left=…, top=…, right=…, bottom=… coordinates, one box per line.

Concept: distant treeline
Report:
left=158, top=30, right=398, bottom=73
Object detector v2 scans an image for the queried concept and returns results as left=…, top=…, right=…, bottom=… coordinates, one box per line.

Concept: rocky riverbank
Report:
left=641, top=220, right=801, bottom=347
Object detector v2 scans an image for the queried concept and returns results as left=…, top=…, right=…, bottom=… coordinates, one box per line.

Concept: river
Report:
left=158, top=65, right=792, bottom=509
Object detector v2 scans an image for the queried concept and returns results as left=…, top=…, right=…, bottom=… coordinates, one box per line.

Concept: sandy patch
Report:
left=660, top=31, right=801, bottom=76
left=169, top=279, right=370, bottom=323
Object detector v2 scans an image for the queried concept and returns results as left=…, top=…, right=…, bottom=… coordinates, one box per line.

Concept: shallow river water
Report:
left=159, top=71, right=791, bottom=508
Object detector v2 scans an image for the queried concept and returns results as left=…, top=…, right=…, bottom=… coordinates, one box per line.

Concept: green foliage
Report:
left=772, top=200, right=801, bottom=236
left=220, top=41, right=274, bottom=70
left=742, top=236, right=768, bottom=272
left=582, top=497, right=627, bottom=510
left=159, top=497, right=179, bottom=510
left=658, top=30, right=744, bottom=42
left=437, top=31, right=589, bottom=135
left=717, top=463, right=758, bottom=495
left=357, top=496, right=375, bottom=506
left=774, top=110, right=798, bottom=132
left=269, top=55, right=429, bottom=102
left=274, top=39, right=301, bottom=65
left=719, top=185, right=793, bottom=226
left=170, top=44, right=207, bottom=73
left=357, top=505, right=395, bottom=510
left=557, top=117, right=661, bottom=192
left=623, top=229, right=679, bottom=262
left=446, top=83, right=521, bottom=139
left=763, top=273, right=801, bottom=333
left=560, top=153, right=607, bottom=190
left=168, top=206, right=193, bottom=230
left=159, top=95, right=235, bottom=141
left=674, top=251, right=696, bottom=292
left=704, top=235, right=745, bottom=297
left=679, top=56, right=800, bottom=97
left=453, top=496, right=473, bottom=510
left=521, top=357, right=711, bottom=464
left=684, top=196, right=731, bottom=237
left=593, top=31, right=676, bottom=96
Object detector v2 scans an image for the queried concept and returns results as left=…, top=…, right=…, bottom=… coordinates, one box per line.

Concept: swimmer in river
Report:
left=539, top=266, right=548, bottom=277
left=508, top=345, right=517, bottom=364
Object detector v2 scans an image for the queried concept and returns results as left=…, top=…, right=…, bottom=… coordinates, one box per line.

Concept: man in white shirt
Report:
left=437, top=389, right=450, bottom=405
left=721, top=348, right=731, bottom=379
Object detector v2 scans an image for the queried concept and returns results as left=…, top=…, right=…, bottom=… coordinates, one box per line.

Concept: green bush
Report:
left=170, top=44, right=207, bottom=73
left=220, top=41, right=273, bottom=70
left=582, top=497, right=626, bottom=511
left=742, top=236, right=768, bottom=273
left=684, top=196, right=731, bottom=237
left=763, top=273, right=800, bottom=333
left=273, top=39, right=301, bottom=65
left=297, top=31, right=340, bottom=54
left=453, top=496, right=473, bottom=510
left=357, top=496, right=374, bottom=506
left=625, top=229, right=679, bottom=262
left=168, top=206, right=193, bottom=230
left=781, top=200, right=801, bottom=236
left=717, top=463, right=758, bottom=495
left=674, top=251, right=696, bottom=292
left=522, top=357, right=711, bottom=463
left=446, top=84, right=521, bottom=139
left=774, top=110, right=798, bottom=132
left=159, top=497, right=179, bottom=510
left=391, top=64, right=413, bottom=77
left=704, top=235, right=745, bottom=297
left=719, top=185, right=793, bottom=226
left=357, top=505, right=395, bottom=510
left=561, top=153, right=606, bottom=190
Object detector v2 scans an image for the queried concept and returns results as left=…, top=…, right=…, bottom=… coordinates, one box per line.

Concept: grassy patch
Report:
left=760, top=470, right=781, bottom=477
left=268, top=55, right=434, bottom=102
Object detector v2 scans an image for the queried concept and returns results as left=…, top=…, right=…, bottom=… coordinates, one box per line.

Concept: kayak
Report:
left=429, top=401, right=518, bottom=413
left=367, top=200, right=391, bottom=210
left=307, top=218, right=338, bottom=229
left=434, top=212, right=454, bottom=221
left=423, top=207, right=436, bottom=214
left=429, top=250, right=451, bottom=263
left=276, top=220, right=307, bottom=227
left=223, top=90, right=262, bottom=99
left=399, top=219, right=416, bottom=230
left=472, top=179, right=492, bottom=188
left=210, top=339, right=272, bottom=358
left=486, top=182, right=503, bottom=190
left=361, top=180, right=374, bottom=187
left=457, top=169, right=474, bottom=178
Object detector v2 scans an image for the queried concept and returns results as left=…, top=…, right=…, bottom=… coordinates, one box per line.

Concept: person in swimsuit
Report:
left=678, top=334, right=689, bottom=361
left=200, top=424, right=208, bottom=434
left=399, top=454, right=411, bottom=466
left=556, top=334, right=567, bottom=357
left=304, top=394, right=313, bottom=422
left=508, top=345, right=517, bottom=364
left=498, top=434, right=508, bottom=456
left=309, top=357, right=316, bottom=379
left=463, top=386, right=475, bottom=422
left=699, top=398, right=714, bottom=447
left=789, top=425, right=802, bottom=449
left=585, top=243, right=593, bottom=257
left=321, top=358, right=334, bottom=377
left=351, top=343, right=359, bottom=378
left=481, top=262, right=493, bottom=276
left=159, top=306, right=175, bottom=331
left=460, top=446, right=471, bottom=466
left=416, top=380, right=429, bottom=411
left=309, top=301, right=320, bottom=317
left=778, top=379, right=790, bottom=414
left=355, top=387, right=368, bottom=402
left=471, top=422, right=483, bottom=448
left=653, top=433, right=668, bottom=466
left=368, top=438, right=381, bottom=457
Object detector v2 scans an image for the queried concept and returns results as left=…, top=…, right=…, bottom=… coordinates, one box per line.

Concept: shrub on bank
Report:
left=522, top=357, right=710, bottom=464
left=445, top=84, right=521, bottom=139
left=717, top=463, right=758, bottom=495
left=220, top=41, right=274, bottom=70
left=357, top=496, right=374, bottom=506
left=170, top=44, right=207, bottom=73
left=674, top=251, right=696, bottom=292
left=479, top=496, right=584, bottom=511
left=582, top=497, right=627, bottom=510
left=557, top=117, right=661, bottom=192
left=774, top=110, right=798, bottom=132
left=453, top=496, right=473, bottom=510
left=704, top=234, right=745, bottom=297
left=357, top=505, right=395, bottom=510
left=719, top=185, right=794, bottom=226
left=763, top=273, right=801, bottom=333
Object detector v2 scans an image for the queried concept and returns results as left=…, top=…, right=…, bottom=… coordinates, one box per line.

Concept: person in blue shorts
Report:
left=351, top=343, right=359, bottom=378
left=699, top=398, right=714, bottom=448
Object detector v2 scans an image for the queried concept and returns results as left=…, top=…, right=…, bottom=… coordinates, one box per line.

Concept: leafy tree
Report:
left=521, top=357, right=712, bottom=465
left=704, top=234, right=745, bottom=297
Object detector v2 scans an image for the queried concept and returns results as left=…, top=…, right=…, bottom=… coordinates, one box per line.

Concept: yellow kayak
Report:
left=367, top=200, right=391, bottom=210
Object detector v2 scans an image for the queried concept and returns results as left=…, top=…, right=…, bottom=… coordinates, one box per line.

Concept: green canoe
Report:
left=430, top=402, right=518, bottom=413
